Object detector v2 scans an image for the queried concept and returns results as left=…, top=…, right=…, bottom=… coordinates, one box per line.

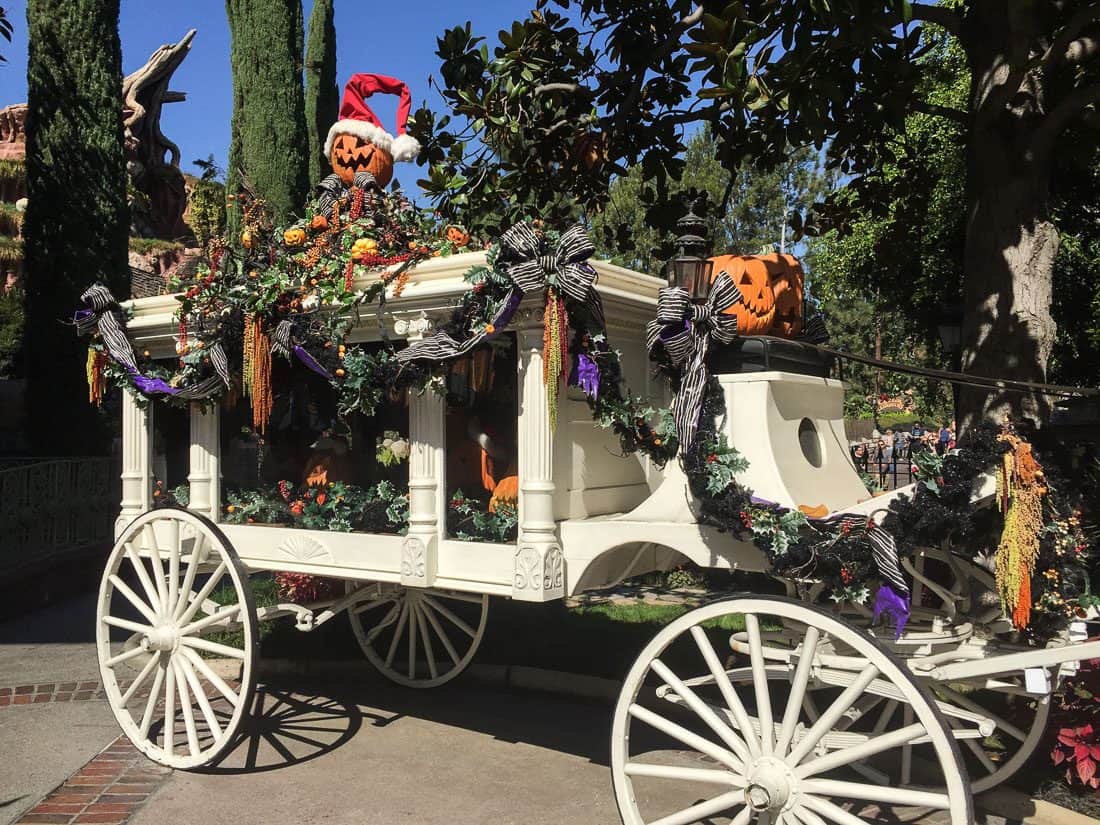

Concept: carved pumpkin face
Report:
left=330, top=133, right=394, bottom=187
left=711, top=255, right=775, bottom=335
left=765, top=253, right=805, bottom=338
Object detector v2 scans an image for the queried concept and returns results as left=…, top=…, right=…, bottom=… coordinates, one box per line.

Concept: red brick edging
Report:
left=13, top=735, right=171, bottom=825
left=0, top=682, right=104, bottom=706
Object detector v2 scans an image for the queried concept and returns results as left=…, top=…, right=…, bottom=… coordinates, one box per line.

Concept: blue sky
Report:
left=0, top=0, right=532, bottom=189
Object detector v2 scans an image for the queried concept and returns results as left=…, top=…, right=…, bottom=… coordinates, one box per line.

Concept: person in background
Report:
left=937, top=422, right=951, bottom=455
left=910, top=420, right=924, bottom=440
left=879, top=436, right=894, bottom=489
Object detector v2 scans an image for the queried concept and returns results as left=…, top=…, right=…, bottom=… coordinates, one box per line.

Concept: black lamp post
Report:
left=665, top=196, right=713, bottom=301
left=936, top=304, right=964, bottom=422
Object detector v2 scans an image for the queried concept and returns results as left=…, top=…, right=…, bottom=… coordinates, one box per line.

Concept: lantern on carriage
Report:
left=664, top=195, right=713, bottom=301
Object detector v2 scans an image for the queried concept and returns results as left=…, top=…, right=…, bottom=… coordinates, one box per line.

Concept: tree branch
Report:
left=612, top=4, right=704, bottom=135
left=1036, top=81, right=1100, bottom=152
left=911, top=99, right=968, bottom=124
left=909, top=3, right=962, bottom=35
left=1041, top=3, right=1100, bottom=70
left=533, top=82, right=593, bottom=95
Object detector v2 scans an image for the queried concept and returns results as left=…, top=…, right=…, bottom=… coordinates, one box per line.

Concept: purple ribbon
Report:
left=128, top=368, right=179, bottom=396
left=491, top=289, right=523, bottom=333
left=293, top=345, right=331, bottom=379
left=872, top=583, right=910, bottom=639
left=569, top=352, right=600, bottom=398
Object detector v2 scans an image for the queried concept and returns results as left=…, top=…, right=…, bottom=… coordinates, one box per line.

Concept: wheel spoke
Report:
left=385, top=600, right=410, bottom=668
left=414, top=602, right=439, bottom=680
left=120, top=652, right=161, bottom=707
left=352, top=596, right=393, bottom=616
left=173, top=533, right=207, bottom=620
left=871, top=699, right=898, bottom=734
left=787, top=805, right=827, bottom=825
left=162, top=657, right=176, bottom=757
left=950, top=717, right=997, bottom=773
left=647, top=789, right=745, bottom=825
left=802, top=778, right=949, bottom=810
left=167, top=525, right=181, bottom=619
left=178, top=646, right=241, bottom=709
left=420, top=599, right=461, bottom=666
left=108, top=574, right=159, bottom=626
left=180, top=636, right=246, bottom=659
left=125, top=543, right=163, bottom=615
left=172, top=658, right=201, bottom=758
left=623, top=762, right=743, bottom=786
left=421, top=594, right=476, bottom=638
left=786, top=664, right=879, bottom=766
left=937, top=684, right=1027, bottom=742
left=776, top=626, right=820, bottom=756
left=795, top=723, right=926, bottom=778
left=408, top=601, right=419, bottom=680
left=139, top=662, right=166, bottom=738
left=364, top=603, right=401, bottom=644
left=177, top=562, right=228, bottom=626
left=628, top=703, right=742, bottom=772
left=178, top=604, right=243, bottom=637
left=103, top=614, right=152, bottom=635
left=800, top=795, right=870, bottom=825
left=176, top=654, right=223, bottom=741
left=745, top=614, right=774, bottom=755
left=650, top=658, right=750, bottom=767
left=428, top=590, right=483, bottom=604
left=690, top=626, right=762, bottom=760
left=105, top=645, right=149, bottom=670
left=143, top=524, right=169, bottom=610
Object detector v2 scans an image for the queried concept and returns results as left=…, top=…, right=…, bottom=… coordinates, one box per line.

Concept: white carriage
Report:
left=97, top=250, right=1100, bottom=825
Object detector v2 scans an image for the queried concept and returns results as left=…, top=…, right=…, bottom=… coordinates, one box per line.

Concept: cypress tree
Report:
left=304, top=0, right=338, bottom=187
left=225, top=0, right=309, bottom=228
left=24, top=0, right=129, bottom=455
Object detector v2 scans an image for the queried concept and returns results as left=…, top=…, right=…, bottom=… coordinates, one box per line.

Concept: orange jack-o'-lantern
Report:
left=710, top=255, right=776, bottom=336
left=330, top=133, right=394, bottom=188
left=765, top=253, right=805, bottom=338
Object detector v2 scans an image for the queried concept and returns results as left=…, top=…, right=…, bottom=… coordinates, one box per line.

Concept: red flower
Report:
left=290, top=501, right=304, bottom=516
left=316, top=493, right=327, bottom=506
left=840, top=567, right=853, bottom=584
left=739, top=511, right=752, bottom=529
left=707, top=454, right=718, bottom=463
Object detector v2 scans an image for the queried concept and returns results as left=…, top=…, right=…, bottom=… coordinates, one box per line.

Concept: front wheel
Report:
left=611, top=594, right=973, bottom=825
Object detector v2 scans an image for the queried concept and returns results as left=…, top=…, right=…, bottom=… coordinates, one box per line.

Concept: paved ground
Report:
left=0, top=589, right=1050, bottom=825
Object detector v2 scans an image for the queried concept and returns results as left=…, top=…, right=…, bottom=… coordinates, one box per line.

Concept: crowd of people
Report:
left=850, top=421, right=956, bottom=489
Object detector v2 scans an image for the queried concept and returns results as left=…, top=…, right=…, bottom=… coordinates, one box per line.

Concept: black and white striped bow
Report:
left=271, top=320, right=295, bottom=359
left=498, top=222, right=604, bottom=328
left=646, top=271, right=740, bottom=448
left=76, top=284, right=231, bottom=401
left=315, top=171, right=378, bottom=218
left=821, top=513, right=909, bottom=595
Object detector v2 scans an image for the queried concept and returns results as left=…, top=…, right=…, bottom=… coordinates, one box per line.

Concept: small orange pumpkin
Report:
left=330, top=133, right=394, bottom=187
left=446, top=225, right=470, bottom=246
left=489, top=475, right=519, bottom=513
left=283, top=227, right=307, bottom=247
left=766, top=253, right=805, bottom=338
left=310, top=214, right=329, bottom=231
left=710, top=255, right=776, bottom=335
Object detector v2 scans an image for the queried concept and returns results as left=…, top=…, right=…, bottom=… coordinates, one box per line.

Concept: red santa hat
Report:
left=323, top=73, right=420, bottom=163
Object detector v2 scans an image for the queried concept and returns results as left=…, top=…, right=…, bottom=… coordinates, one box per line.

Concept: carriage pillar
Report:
left=403, top=379, right=444, bottom=587
left=116, top=391, right=154, bottom=537
left=187, top=403, right=221, bottom=521
left=512, top=326, right=564, bottom=602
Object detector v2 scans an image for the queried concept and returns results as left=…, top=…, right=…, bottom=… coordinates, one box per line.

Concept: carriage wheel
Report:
left=611, top=595, right=972, bottom=825
left=347, top=584, right=488, bottom=688
left=96, top=508, right=258, bottom=769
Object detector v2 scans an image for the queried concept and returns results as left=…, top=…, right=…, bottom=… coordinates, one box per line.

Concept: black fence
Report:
left=849, top=440, right=932, bottom=491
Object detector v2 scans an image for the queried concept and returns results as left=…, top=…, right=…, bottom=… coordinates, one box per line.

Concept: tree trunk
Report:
left=959, top=5, right=1057, bottom=434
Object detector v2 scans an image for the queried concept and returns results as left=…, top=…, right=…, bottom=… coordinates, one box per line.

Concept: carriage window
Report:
left=151, top=375, right=189, bottom=502
left=798, top=417, right=823, bottom=468
left=218, top=341, right=409, bottom=533
left=444, top=335, right=519, bottom=542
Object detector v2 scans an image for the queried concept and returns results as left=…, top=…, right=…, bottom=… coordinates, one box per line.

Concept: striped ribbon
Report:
left=315, top=171, right=378, bottom=218
left=816, top=512, right=909, bottom=595
left=397, top=222, right=602, bottom=365
left=646, top=271, right=741, bottom=448
left=76, top=284, right=230, bottom=401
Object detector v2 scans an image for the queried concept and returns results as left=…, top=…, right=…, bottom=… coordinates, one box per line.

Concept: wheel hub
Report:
left=745, top=756, right=796, bottom=813
left=141, top=624, right=179, bottom=653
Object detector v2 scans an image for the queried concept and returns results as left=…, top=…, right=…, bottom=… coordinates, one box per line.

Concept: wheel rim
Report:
left=347, top=585, right=488, bottom=688
left=97, top=508, right=258, bottom=769
left=611, top=595, right=972, bottom=825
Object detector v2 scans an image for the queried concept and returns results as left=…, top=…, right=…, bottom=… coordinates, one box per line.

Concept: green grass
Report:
left=571, top=600, right=748, bottom=632
left=128, top=237, right=184, bottom=256
left=204, top=574, right=280, bottom=650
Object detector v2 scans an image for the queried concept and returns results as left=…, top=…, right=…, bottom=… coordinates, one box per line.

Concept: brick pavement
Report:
left=0, top=683, right=104, bottom=707
left=10, top=736, right=170, bottom=825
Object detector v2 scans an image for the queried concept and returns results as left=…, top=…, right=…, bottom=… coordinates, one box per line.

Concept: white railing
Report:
left=0, top=458, right=117, bottom=574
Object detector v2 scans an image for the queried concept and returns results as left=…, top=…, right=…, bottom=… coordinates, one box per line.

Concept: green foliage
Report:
left=187, top=156, right=226, bottom=248
left=304, top=0, right=338, bottom=187
left=592, top=127, right=829, bottom=274
left=127, top=237, right=183, bottom=256
left=0, top=287, right=24, bottom=378
left=223, top=479, right=409, bottom=534
left=0, top=159, right=23, bottom=186
left=24, top=0, right=129, bottom=454
left=446, top=489, right=518, bottom=543
left=0, top=235, right=21, bottom=262
left=225, top=0, right=310, bottom=227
